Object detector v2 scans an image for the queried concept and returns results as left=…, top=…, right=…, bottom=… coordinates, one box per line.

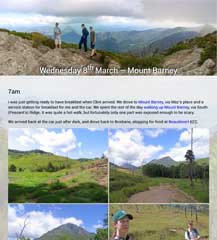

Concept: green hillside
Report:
left=9, top=150, right=108, bottom=203
left=195, top=158, right=209, bottom=166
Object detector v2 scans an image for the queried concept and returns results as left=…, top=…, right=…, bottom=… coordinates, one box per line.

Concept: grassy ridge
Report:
left=9, top=151, right=108, bottom=203
left=110, top=168, right=209, bottom=203
left=109, top=205, right=209, bottom=240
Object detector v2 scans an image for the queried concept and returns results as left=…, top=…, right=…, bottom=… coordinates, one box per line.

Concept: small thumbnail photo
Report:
left=109, top=128, right=209, bottom=203
left=109, top=204, right=209, bottom=240
left=9, top=204, right=108, bottom=240
left=8, top=128, right=108, bottom=203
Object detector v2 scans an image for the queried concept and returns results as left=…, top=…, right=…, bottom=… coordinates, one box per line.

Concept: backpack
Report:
left=187, top=229, right=198, bottom=239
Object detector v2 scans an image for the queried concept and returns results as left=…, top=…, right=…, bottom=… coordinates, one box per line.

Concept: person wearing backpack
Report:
left=79, top=24, right=89, bottom=52
left=185, top=220, right=200, bottom=240
left=111, top=210, right=133, bottom=240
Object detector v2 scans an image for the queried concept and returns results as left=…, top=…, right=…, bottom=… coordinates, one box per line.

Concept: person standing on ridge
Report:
left=79, top=24, right=89, bottom=52
left=90, top=26, right=97, bottom=58
left=54, top=22, right=62, bottom=49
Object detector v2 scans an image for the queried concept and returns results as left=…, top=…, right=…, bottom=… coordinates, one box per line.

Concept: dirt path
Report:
left=47, top=163, right=108, bottom=187
left=128, top=184, right=197, bottom=203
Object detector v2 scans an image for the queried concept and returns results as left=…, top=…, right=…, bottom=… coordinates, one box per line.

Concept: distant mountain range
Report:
left=110, top=155, right=209, bottom=169
left=35, top=223, right=95, bottom=240
left=59, top=25, right=216, bottom=56
left=9, top=149, right=52, bottom=156
left=121, top=163, right=137, bottom=170
left=8, top=149, right=101, bottom=161
left=147, top=156, right=209, bottom=167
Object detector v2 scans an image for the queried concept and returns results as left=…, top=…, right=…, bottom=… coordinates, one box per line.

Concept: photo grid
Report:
left=8, top=128, right=209, bottom=239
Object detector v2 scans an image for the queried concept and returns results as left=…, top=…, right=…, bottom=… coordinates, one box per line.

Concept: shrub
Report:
left=49, top=180, right=66, bottom=190
left=164, top=42, right=190, bottom=56
left=199, top=44, right=216, bottom=65
left=119, top=55, right=163, bottom=68
left=46, top=162, right=56, bottom=172
left=95, top=228, right=108, bottom=240
left=9, top=164, right=17, bottom=172
left=0, top=28, right=10, bottom=33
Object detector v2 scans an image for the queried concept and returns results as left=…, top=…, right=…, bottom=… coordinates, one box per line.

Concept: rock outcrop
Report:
left=0, top=31, right=118, bottom=75
left=163, top=48, right=216, bottom=75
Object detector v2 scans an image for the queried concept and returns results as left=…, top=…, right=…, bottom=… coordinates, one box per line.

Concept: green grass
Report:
left=174, top=179, right=209, bottom=203
left=110, top=168, right=209, bottom=203
left=109, top=205, right=209, bottom=240
left=9, top=151, right=108, bottom=203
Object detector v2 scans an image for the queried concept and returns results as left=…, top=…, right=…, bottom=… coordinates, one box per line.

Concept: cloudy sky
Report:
left=108, top=128, right=209, bottom=167
left=0, top=0, right=216, bottom=31
left=8, top=204, right=107, bottom=240
left=8, top=128, right=107, bottom=159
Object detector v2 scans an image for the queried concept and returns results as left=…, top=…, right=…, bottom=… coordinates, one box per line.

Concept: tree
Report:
left=94, top=228, right=108, bottom=240
left=47, top=162, right=55, bottom=172
left=16, top=217, right=29, bottom=240
left=9, top=164, right=17, bottom=172
left=185, top=149, right=195, bottom=186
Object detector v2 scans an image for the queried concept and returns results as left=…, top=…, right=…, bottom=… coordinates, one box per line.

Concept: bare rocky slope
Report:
left=163, top=48, right=216, bottom=75
left=0, top=31, right=109, bottom=75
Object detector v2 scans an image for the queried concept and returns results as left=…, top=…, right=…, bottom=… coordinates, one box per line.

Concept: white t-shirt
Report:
left=54, top=27, right=61, bottom=40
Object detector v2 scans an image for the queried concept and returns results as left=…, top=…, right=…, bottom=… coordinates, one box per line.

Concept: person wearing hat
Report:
left=111, top=210, right=133, bottom=240
left=185, top=220, right=200, bottom=240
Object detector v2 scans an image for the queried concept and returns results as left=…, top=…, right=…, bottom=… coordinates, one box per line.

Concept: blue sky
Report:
left=8, top=128, right=107, bottom=159
left=8, top=204, right=108, bottom=239
left=0, top=0, right=216, bottom=32
left=108, top=128, right=209, bottom=166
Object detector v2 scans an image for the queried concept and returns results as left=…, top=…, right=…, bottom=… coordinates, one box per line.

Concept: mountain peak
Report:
left=148, top=156, right=177, bottom=167
left=121, top=163, right=137, bottom=170
left=35, top=222, right=95, bottom=240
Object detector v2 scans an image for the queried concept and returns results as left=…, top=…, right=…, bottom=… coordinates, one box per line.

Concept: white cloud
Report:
left=93, top=220, right=103, bottom=229
left=159, top=128, right=209, bottom=161
left=18, top=135, right=35, bottom=147
left=180, top=128, right=209, bottom=143
left=0, top=0, right=143, bottom=18
left=8, top=128, right=77, bottom=155
left=0, top=13, right=66, bottom=27
left=144, top=129, right=166, bottom=138
left=108, top=129, right=163, bottom=167
left=0, top=0, right=216, bottom=27
left=8, top=205, right=83, bottom=239
left=87, top=128, right=105, bottom=132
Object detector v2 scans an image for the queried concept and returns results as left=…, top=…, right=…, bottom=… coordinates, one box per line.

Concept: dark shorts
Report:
left=91, top=42, right=95, bottom=49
